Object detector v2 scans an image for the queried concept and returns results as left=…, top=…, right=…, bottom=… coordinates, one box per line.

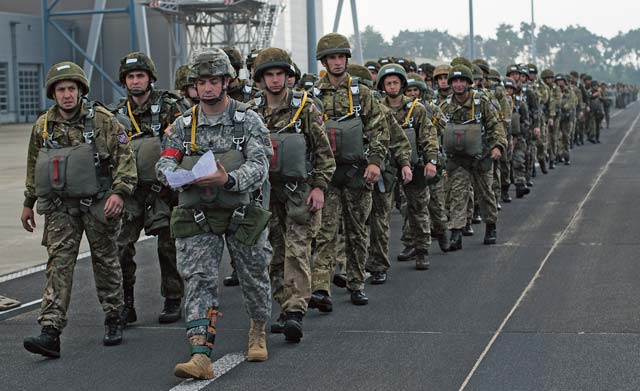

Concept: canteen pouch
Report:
left=231, top=205, right=272, bottom=246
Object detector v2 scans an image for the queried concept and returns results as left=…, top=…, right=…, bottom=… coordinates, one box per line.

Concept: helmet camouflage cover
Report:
left=450, top=56, right=473, bottom=70
left=346, top=63, right=373, bottom=88
left=119, top=52, right=158, bottom=84
left=174, top=64, right=191, bottom=91
left=540, top=69, right=554, bottom=79
left=487, top=68, right=501, bottom=81
left=222, top=46, right=244, bottom=72
left=188, top=47, right=236, bottom=80
left=316, top=33, right=351, bottom=60
left=252, top=47, right=295, bottom=82
left=46, top=61, right=90, bottom=99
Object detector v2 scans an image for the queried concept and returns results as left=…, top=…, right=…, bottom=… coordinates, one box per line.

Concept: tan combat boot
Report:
left=174, top=335, right=214, bottom=379
left=247, top=319, right=268, bottom=362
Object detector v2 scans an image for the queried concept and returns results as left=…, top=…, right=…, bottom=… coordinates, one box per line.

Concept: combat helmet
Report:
left=252, top=47, right=295, bottom=82
left=505, top=64, right=521, bottom=77
left=119, top=52, right=158, bottom=84
left=419, top=63, right=436, bottom=76
left=299, top=73, right=319, bottom=91
left=555, top=73, right=568, bottom=83
left=246, top=49, right=262, bottom=70
left=527, top=63, right=538, bottom=74
left=433, top=64, right=452, bottom=80
left=540, top=69, right=554, bottom=80
left=472, top=58, right=490, bottom=75
left=316, top=33, right=351, bottom=60
left=503, top=77, right=517, bottom=90
left=376, top=63, right=408, bottom=90
left=46, top=61, right=90, bottom=99
left=450, top=56, right=473, bottom=70
left=487, top=68, right=501, bottom=81
left=472, top=64, right=484, bottom=81
left=222, top=47, right=244, bottom=74
left=188, top=48, right=236, bottom=80
left=365, top=60, right=380, bottom=72
left=174, top=64, right=191, bottom=91
left=448, top=64, right=473, bottom=85
left=406, top=72, right=427, bottom=92
left=346, top=63, right=374, bottom=88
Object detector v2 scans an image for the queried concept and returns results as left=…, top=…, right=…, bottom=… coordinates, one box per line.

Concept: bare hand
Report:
left=193, top=160, right=229, bottom=187
left=306, top=187, right=325, bottom=212
left=21, top=207, right=36, bottom=232
left=548, top=118, right=554, bottom=127
left=424, top=162, right=437, bottom=178
left=491, top=147, right=502, bottom=160
left=104, top=194, right=124, bottom=218
left=401, top=165, right=413, bottom=184
left=364, top=164, right=381, bottom=184
left=533, top=127, right=541, bottom=139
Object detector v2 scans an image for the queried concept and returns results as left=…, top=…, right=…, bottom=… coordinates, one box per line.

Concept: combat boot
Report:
left=308, top=290, right=333, bottom=312
left=350, top=289, right=369, bottom=305
left=515, top=183, right=530, bottom=198
left=471, top=209, right=482, bottom=224
left=549, top=159, right=555, bottom=169
left=415, top=252, right=430, bottom=270
left=531, top=165, right=537, bottom=178
left=449, top=229, right=463, bottom=251
left=539, top=159, right=548, bottom=174
left=247, top=319, right=268, bottom=361
left=270, top=313, right=286, bottom=334
left=483, top=223, right=497, bottom=245
left=283, top=312, right=303, bottom=343
left=23, top=326, right=61, bottom=358
left=103, top=313, right=124, bottom=346
left=223, top=269, right=239, bottom=286
left=462, top=223, right=474, bottom=236
left=437, top=231, right=450, bottom=253
left=174, top=335, right=214, bottom=379
left=121, top=285, right=137, bottom=325
left=158, top=298, right=181, bottom=324
left=370, top=271, right=387, bottom=285
left=501, top=188, right=512, bottom=203
left=397, top=246, right=417, bottom=261
left=332, top=273, right=348, bottom=288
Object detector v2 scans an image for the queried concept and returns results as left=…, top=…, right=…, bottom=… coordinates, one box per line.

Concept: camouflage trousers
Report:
left=268, top=186, right=319, bottom=314
left=558, top=119, right=572, bottom=160
left=525, top=136, right=536, bottom=182
left=466, top=184, right=475, bottom=224
left=117, top=194, right=183, bottom=299
left=177, top=230, right=272, bottom=337
left=400, top=183, right=432, bottom=253
left=574, top=113, right=585, bottom=144
left=500, top=135, right=513, bottom=191
left=512, top=136, right=527, bottom=185
left=38, top=210, right=123, bottom=330
left=536, top=123, right=547, bottom=163
left=366, top=189, right=394, bottom=273
left=428, top=175, right=448, bottom=237
left=312, top=185, right=372, bottom=292
left=547, top=121, right=558, bottom=162
left=447, top=161, right=497, bottom=229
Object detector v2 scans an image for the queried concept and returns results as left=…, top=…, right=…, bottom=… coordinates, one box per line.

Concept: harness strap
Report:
left=403, top=98, right=419, bottom=127
left=126, top=100, right=142, bottom=137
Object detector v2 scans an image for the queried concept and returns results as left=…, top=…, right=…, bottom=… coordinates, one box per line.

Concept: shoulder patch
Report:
left=164, top=125, right=176, bottom=137
left=116, top=132, right=129, bottom=144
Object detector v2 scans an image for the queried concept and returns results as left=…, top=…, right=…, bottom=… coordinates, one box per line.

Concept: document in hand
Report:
left=164, top=150, right=218, bottom=188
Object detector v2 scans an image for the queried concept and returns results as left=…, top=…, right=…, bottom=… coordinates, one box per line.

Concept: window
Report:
left=0, top=63, right=8, bottom=113
left=18, top=63, right=42, bottom=121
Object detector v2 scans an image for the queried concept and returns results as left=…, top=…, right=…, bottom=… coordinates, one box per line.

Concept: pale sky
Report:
left=322, top=0, right=640, bottom=41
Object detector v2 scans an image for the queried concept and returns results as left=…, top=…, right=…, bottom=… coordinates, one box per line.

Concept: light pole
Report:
left=469, top=0, right=474, bottom=59
left=530, top=0, right=536, bottom=63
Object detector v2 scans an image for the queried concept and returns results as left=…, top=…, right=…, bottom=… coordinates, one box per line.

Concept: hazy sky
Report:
left=322, top=0, right=640, bottom=40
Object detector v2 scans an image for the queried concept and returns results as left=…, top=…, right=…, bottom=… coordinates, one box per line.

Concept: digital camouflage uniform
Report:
left=25, top=103, right=137, bottom=331
left=251, top=89, right=335, bottom=315
left=312, top=72, right=389, bottom=294
left=113, top=89, right=184, bottom=303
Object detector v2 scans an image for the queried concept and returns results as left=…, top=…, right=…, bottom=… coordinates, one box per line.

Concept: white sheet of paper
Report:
left=163, top=150, right=218, bottom=188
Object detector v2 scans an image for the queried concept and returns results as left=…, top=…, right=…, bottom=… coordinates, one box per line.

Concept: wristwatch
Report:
left=223, top=175, right=236, bottom=190
left=429, top=159, right=438, bottom=166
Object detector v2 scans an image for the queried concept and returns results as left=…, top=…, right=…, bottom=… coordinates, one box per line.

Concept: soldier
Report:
left=224, top=47, right=259, bottom=103
left=487, top=68, right=514, bottom=204
left=379, top=64, right=439, bottom=269
left=554, top=74, right=577, bottom=164
left=22, top=62, right=136, bottom=357
left=175, top=64, right=199, bottom=111
left=156, top=48, right=272, bottom=379
left=528, top=64, right=550, bottom=174
left=503, top=77, right=531, bottom=198
left=246, top=48, right=262, bottom=81
left=601, top=82, right=611, bottom=129
left=585, top=76, right=604, bottom=143
left=365, top=61, right=381, bottom=85
left=540, top=69, right=559, bottom=169
left=112, top=52, right=184, bottom=325
left=569, top=71, right=586, bottom=147
left=249, top=48, right=335, bottom=343
left=310, top=33, right=389, bottom=307
left=516, top=65, right=540, bottom=186
left=439, top=65, right=506, bottom=249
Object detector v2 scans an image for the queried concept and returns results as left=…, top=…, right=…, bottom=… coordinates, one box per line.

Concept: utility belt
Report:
left=446, top=154, right=493, bottom=173
left=36, top=193, right=114, bottom=225
left=170, top=204, right=271, bottom=246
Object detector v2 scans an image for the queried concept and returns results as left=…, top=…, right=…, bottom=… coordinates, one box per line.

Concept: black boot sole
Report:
left=23, top=340, right=60, bottom=358
left=158, top=313, right=181, bottom=324
left=103, top=337, right=123, bottom=347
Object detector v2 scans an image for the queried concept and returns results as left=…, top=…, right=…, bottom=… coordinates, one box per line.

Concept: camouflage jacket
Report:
left=531, top=80, right=551, bottom=120
left=228, top=78, right=260, bottom=103
left=558, top=85, right=578, bottom=117
left=24, top=102, right=137, bottom=208
left=384, top=95, right=439, bottom=164
left=113, top=89, right=183, bottom=137
left=249, top=88, right=336, bottom=191
left=439, top=91, right=507, bottom=155
left=315, top=72, right=389, bottom=168
left=156, top=98, right=269, bottom=194
left=379, top=103, right=411, bottom=168
left=543, top=82, right=560, bottom=118
left=521, top=83, right=541, bottom=129
left=511, top=92, right=531, bottom=136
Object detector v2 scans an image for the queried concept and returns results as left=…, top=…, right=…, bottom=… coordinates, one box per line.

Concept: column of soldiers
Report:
left=21, top=32, right=634, bottom=381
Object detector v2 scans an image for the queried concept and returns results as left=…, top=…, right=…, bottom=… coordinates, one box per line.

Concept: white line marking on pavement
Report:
left=0, top=299, right=42, bottom=315
left=458, top=105, right=640, bottom=391
left=169, top=352, right=246, bottom=391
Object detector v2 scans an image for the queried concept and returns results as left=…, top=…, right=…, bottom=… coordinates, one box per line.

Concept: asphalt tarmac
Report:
left=1, top=103, right=639, bottom=391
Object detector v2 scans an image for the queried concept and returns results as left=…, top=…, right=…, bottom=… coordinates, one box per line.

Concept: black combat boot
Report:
left=271, top=312, right=287, bottom=334
left=284, top=312, right=303, bottom=343
left=515, top=183, right=530, bottom=198
left=308, top=290, right=333, bottom=313
left=564, top=152, right=571, bottom=165
left=223, top=269, right=239, bottom=286
left=483, top=223, right=497, bottom=245
left=437, top=231, right=451, bottom=253
left=531, top=164, right=537, bottom=178
left=370, top=271, right=387, bottom=285
left=397, top=246, right=417, bottom=262
left=23, top=326, right=61, bottom=358
left=539, top=159, right=548, bottom=174
left=158, top=298, right=181, bottom=324
left=332, top=273, right=348, bottom=288
left=549, top=159, right=555, bottom=169
left=350, top=290, right=369, bottom=306
left=121, top=285, right=137, bottom=325
left=449, top=229, right=463, bottom=251
left=415, top=251, right=430, bottom=270
left=462, top=223, right=474, bottom=236
left=471, top=209, right=482, bottom=224
left=103, top=313, right=124, bottom=346
left=526, top=179, right=534, bottom=187
left=501, top=188, right=512, bottom=203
